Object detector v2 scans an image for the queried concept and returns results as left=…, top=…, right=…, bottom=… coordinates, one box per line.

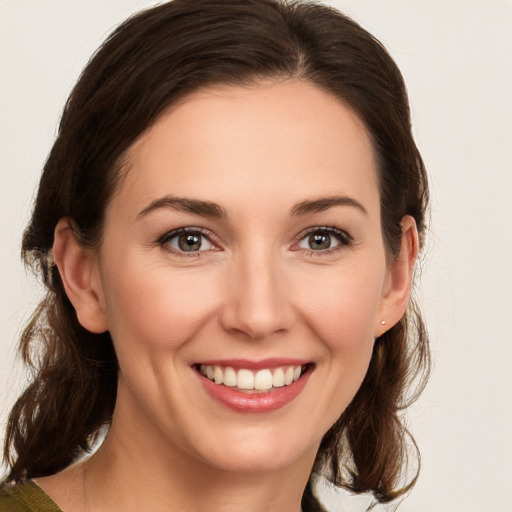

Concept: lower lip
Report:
left=197, top=368, right=312, bottom=413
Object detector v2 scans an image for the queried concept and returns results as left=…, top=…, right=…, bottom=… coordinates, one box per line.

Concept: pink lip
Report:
left=195, top=363, right=313, bottom=413
left=195, top=358, right=309, bottom=370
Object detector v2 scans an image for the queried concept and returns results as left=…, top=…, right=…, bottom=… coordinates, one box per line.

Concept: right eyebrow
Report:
left=291, top=195, right=369, bottom=217
left=137, top=195, right=228, bottom=219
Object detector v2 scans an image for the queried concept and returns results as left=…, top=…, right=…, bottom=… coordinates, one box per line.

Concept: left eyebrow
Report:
left=291, top=195, right=369, bottom=217
left=137, top=195, right=228, bottom=219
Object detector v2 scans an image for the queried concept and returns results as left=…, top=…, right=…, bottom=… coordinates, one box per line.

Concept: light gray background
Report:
left=1, top=1, right=511, bottom=511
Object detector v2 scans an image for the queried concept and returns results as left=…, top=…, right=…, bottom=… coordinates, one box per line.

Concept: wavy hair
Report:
left=4, top=0, right=430, bottom=509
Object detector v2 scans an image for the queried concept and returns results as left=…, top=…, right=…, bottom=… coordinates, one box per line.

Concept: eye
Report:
left=296, top=227, right=352, bottom=252
left=160, top=228, right=215, bottom=253
left=299, top=232, right=338, bottom=251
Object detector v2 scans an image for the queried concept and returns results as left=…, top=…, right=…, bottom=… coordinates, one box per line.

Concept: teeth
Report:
left=254, top=369, right=273, bottom=391
left=272, top=368, right=285, bottom=387
left=200, top=364, right=306, bottom=391
left=223, top=367, right=237, bottom=387
left=213, top=365, right=223, bottom=385
left=237, top=369, right=254, bottom=390
left=284, top=367, right=294, bottom=385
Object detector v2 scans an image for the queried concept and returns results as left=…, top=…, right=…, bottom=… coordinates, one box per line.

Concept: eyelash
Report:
left=158, top=227, right=218, bottom=258
left=293, top=226, right=353, bottom=256
left=157, top=225, right=353, bottom=258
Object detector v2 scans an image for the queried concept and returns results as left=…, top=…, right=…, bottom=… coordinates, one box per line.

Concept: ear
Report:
left=375, top=215, right=419, bottom=337
left=53, top=218, right=108, bottom=334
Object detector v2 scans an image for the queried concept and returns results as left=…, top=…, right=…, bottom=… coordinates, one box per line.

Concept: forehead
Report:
left=113, top=80, right=380, bottom=218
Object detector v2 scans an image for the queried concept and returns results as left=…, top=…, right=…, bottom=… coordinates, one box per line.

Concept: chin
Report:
left=190, top=426, right=320, bottom=475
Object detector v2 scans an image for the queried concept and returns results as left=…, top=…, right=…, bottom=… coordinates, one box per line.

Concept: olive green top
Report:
left=0, top=481, right=62, bottom=512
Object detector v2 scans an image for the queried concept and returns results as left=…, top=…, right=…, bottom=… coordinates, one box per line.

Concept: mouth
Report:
left=194, top=363, right=312, bottom=393
left=193, top=361, right=314, bottom=412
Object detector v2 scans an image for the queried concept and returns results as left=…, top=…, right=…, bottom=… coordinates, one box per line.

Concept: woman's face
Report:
left=82, top=80, right=407, bottom=473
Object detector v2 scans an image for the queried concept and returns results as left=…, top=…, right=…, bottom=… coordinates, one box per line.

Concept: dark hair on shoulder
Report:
left=4, top=0, right=430, bottom=509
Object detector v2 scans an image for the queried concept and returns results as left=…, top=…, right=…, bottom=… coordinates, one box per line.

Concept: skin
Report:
left=38, top=79, right=418, bottom=512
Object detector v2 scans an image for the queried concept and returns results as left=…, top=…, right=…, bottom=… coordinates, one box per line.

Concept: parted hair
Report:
left=3, top=0, right=430, bottom=509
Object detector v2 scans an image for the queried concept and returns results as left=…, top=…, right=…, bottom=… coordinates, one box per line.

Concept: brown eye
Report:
left=296, top=227, right=351, bottom=253
left=308, top=233, right=332, bottom=250
left=163, top=229, right=214, bottom=253
left=178, top=233, right=202, bottom=252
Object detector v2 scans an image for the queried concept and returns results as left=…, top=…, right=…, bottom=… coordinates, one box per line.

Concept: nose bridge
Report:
left=221, top=241, right=293, bottom=339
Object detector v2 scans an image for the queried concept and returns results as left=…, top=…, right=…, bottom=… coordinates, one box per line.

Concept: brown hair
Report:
left=4, top=0, right=430, bottom=509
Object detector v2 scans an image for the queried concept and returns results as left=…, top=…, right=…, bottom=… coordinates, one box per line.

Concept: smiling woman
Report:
left=1, top=1, right=429, bottom=511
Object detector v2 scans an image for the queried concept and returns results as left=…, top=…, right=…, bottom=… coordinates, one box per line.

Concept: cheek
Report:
left=101, top=261, right=221, bottom=352
left=292, top=263, right=384, bottom=420
left=295, top=262, right=384, bottom=347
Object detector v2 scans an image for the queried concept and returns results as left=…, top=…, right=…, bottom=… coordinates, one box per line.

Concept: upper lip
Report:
left=194, top=358, right=311, bottom=370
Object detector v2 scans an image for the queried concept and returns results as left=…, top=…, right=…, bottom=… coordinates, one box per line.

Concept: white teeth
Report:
left=223, top=367, right=237, bottom=387
left=237, top=369, right=255, bottom=390
left=200, top=364, right=306, bottom=391
left=254, top=369, right=273, bottom=391
left=284, top=367, right=294, bottom=385
left=213, top=365, right=223, bottom=385
left=272, top=368, right=285, bottom=387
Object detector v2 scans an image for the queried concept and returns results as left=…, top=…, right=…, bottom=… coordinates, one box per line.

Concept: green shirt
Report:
left=0, top=481, right=62, bottom=512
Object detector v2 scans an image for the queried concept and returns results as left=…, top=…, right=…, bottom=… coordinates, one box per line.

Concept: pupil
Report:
left=178, top=233, right=201, bottom=252
left=309, top=233, right=330, bottom=250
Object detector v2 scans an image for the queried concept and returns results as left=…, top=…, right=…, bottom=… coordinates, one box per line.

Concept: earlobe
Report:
left=53, top=218, right=108, bottom=334
left=375, top=215, right=419, bottom=337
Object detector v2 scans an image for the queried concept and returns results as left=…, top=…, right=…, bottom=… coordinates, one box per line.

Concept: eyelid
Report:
left=292, top=225, right=354, bottom=253
left=158, top=227, right=221, bottom=255
left=157, top=225, right=353, bottom=257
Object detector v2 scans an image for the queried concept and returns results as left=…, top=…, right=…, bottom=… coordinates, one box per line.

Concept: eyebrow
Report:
left=137, top=196, right=227, bottom=219
left=291, top=195, right=368, bottom=217
left=137, top=194, right=368, bottom=220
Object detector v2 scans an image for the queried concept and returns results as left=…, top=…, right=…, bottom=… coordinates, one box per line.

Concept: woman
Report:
left=1, top=0, right=430, bottom=510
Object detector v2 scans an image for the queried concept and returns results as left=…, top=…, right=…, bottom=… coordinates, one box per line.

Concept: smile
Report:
left=198, top=364, right=306, bottom=393
left=194, top=360, right=313, bottom=413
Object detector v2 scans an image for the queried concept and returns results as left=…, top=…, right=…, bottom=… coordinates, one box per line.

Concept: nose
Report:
left=220, top=248, right=294, bottom=340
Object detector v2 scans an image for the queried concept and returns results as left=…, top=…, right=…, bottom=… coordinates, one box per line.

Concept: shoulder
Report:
left=0, top=480, right=62, bottom=512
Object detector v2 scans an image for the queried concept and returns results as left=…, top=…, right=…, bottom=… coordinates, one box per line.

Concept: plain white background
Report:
left=1, top=1, right=511, bottom=511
